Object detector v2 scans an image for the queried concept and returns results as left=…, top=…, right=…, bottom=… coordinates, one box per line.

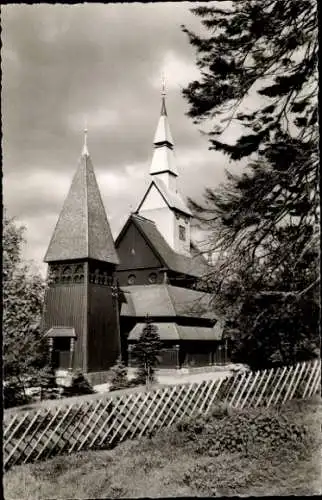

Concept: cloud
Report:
left=150, top=50, right=201, bottom=90
left=2, top=2, right=236, bottom=272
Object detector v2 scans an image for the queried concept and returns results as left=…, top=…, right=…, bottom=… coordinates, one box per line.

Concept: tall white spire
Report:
left=150, top=77, right=178, bottom=183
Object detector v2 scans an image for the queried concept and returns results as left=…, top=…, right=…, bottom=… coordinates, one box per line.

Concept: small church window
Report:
left=179, top=225, right=186, bottom=241
left=148, top=272, right=157, bottom=284
left=128, top=274, right=136, bottom=285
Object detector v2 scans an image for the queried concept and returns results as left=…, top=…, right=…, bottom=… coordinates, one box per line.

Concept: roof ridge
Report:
left=132, top=213, right=156, bottom=224
left=85, top=155, right=89, bottom=258
left=165, top=284, right=177, bottom=316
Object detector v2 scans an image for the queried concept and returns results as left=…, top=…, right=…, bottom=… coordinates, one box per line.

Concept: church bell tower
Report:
left=42, top=129, right=120, bottom=380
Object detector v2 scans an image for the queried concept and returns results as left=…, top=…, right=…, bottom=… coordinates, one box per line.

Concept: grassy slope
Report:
left=4, top=397, right=322, bottom=499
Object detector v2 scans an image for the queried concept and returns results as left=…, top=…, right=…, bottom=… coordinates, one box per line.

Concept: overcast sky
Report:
left=2, top=2, right=239, bottom=276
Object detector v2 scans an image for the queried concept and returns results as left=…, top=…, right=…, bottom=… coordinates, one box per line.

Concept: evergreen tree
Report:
left=3, top=212, right=50, bottom=405
left=132, top=317, right=162, bottom=386
left=109, top=356, right=129, bottom=391
left=182, top=1, right=319, bottom=367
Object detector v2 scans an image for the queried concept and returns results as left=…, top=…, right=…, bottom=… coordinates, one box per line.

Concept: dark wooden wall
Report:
left=117, top=268, right=166, bottom=286
left=87, top=283, right=120, bottom=372
left=42, top=283, right=87, bottom=371
left=116, top=222, right=162, bottom=271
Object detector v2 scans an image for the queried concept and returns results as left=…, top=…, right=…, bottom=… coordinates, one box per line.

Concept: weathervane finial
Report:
left=161, top=72, right=166, bottom=97
left=82, top=116, right=89, bottom=156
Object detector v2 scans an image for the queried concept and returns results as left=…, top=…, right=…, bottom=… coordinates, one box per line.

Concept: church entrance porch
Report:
left=44, top=326, right=76, bottom=372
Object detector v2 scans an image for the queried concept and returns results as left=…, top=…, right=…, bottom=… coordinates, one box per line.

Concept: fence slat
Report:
left=130, top=388, right=164, bottom=438
left=119, top=392, right=151, bottom=441
left=282, top=363, right=301, bottom=404
left=74, top=400, right=109, bottom=452
left=255, top=367, right=275, bottom=407
left=233, top=371, right=254, bottom=408
left=204, top=377, right=226, bottom=414
left=138, top=387, right=176, bottom=437
left=95, top=394, right=134, bottom=447
left=229, top=371, right=247, bottom=406
left=21, top=407, right=63, bottom=464
left=240, top=370, right=261, bottom=409
left=307, top=361, right=321, bottom=398
left=288, top=362, right=308, bottom=401
left=109, top=392, right=144, bottom=444
left=266, top=366, right=288, bottom=407
left=167, top=385, right=194, bottom=428
left=247, top=369, right=266, bottom=407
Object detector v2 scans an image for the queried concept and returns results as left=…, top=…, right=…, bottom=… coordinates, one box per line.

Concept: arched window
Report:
left=148, top=272, right=157, bottom=284
left=62, top=265, right=72, bottom=282
left=74, top=264, right=84, bottom=283
left=128, top=274, right=136, bottom=285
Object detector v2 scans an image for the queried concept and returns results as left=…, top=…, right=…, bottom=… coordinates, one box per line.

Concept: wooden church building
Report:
left=41, top=89, right=225, bottom=383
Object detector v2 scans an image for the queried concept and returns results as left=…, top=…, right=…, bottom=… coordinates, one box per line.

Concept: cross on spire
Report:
left=82, top=117, right=89, bottom=157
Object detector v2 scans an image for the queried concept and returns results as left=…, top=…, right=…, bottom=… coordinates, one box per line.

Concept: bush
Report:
left=62, top=371, right=95, bottom=397
left=176, top=404, right=310, bottom=457
left=109, top=357, right=134, bottom=392
left=4, top=379, right=32, bottom=409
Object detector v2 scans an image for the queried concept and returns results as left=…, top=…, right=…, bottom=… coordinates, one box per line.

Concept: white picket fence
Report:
left=3, top=359, right=320, bottom=471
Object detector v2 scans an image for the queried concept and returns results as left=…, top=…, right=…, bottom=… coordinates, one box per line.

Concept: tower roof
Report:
left=44, top=132, right=119, bottom=264
left=153, top=96, right=174, bottom=146
left=150, top=89, right=178, bottom=177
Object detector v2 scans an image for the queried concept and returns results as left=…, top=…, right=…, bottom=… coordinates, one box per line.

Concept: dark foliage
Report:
left=4, top=380, right=32, bottom=409
left=182, top=0, right=319, bottom=368
left=109, top=357, right=134, bottom=391
left=3, top=213, right=55, bottom=405
left=62, top=371, right=95, bottom=397
left=131, top=317, right=162, bottom=385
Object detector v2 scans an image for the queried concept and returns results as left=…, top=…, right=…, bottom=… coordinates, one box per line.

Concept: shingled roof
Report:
left=120, top=284, right=217, bottom=321
left=122, top=214, right=209, bottom=277
left=44, top=146, right=119, bottom=264
left=128, top=322, right=223, bottom=341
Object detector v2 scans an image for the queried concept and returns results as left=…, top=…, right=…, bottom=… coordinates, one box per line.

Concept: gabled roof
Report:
left=136, top=178, right=191, bottom=216
left=116, top=214, right=209, bottom=278
left=120, top=284, right=217, bottom=321
left=44, top=147, right=119, bottom=264
left=153, top=178, right=192, bottom=216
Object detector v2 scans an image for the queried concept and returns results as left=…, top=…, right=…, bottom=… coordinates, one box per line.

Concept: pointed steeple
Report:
left=150, top=77, right=178, bottom=179
left=44, top=131, right=119, bottom=264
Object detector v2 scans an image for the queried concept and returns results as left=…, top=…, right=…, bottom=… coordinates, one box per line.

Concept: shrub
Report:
left=62, top=371, right=95, bottom=397
left=176, top=404, right=310, bottom=457
left=109, top=357, right=133, bottom=392
left=4, top=379, right=32, bottom=409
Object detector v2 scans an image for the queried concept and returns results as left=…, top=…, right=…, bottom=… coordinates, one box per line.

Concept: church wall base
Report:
left=86, top=370, right=111, bottom=386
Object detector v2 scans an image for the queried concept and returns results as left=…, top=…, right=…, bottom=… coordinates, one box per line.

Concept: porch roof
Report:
left=44, top=326, right=77, bottom=338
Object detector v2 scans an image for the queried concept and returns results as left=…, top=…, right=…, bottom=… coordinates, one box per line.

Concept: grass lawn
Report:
left=4, top=397, right=322, bottom=499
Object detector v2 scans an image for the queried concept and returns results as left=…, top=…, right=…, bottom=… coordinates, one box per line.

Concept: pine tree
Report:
left=132, top=317, right=162, bottom=386
left=109, top=356, right=129, bottom=391
left=181, top=1, right=319, bottom=368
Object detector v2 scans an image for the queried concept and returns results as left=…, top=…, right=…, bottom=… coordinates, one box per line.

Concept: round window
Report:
left=128, top=274, right=136, bottom=285
left=148, top=272, right=157, bottom=284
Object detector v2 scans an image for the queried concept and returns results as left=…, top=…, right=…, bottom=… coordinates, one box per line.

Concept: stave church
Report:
left=41, top=88, right=227, bottom=384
